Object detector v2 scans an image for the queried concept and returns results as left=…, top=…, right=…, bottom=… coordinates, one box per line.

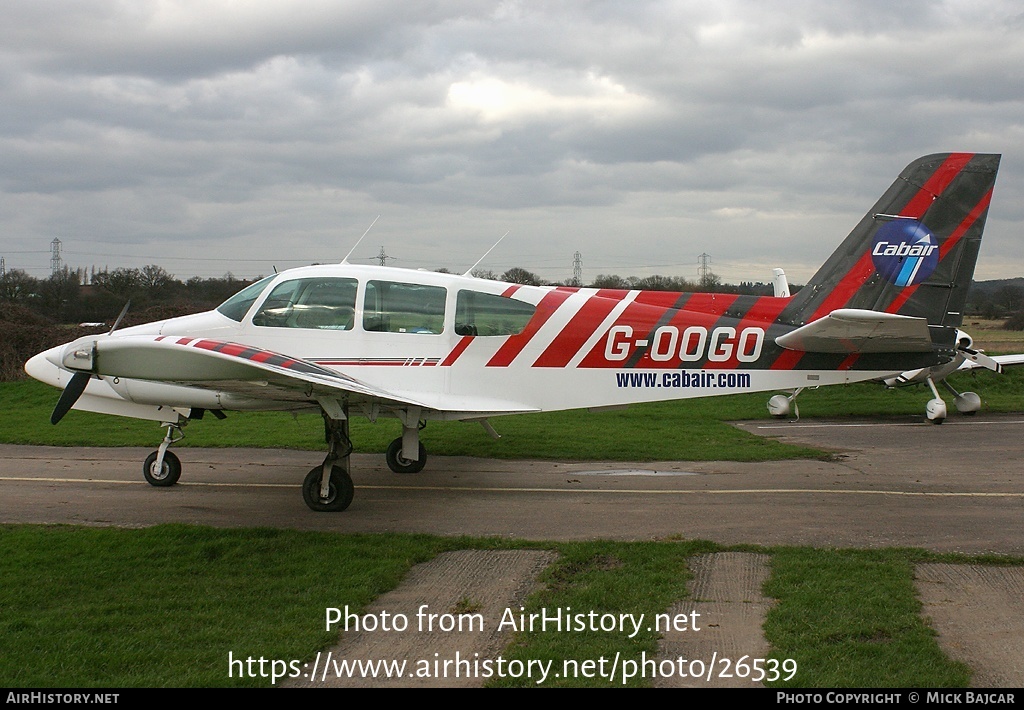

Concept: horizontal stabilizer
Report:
left=958, top=352, right=1024, bottom=373
left=775, top=309, right=933, bottom=354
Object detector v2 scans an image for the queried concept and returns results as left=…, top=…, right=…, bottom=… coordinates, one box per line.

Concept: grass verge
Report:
left=3, top=525, right=1021, bottom=688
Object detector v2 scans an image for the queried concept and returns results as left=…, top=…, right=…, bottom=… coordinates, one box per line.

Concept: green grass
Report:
left=0, top=379, right=823, bottom=461
left=6, top=367, right=1023, bottom=462
left=2, top=525, right=1021, bottom=688
left=764, top=549, right=970, bottom=688
left=0, top=525, right=451, bottom=687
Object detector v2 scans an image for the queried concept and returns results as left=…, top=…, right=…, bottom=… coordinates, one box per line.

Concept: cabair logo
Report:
left=871, top=220, right=939, bottom=287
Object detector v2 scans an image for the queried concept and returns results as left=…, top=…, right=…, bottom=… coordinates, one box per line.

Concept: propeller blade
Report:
left=51, top=372, right=91, bottom=425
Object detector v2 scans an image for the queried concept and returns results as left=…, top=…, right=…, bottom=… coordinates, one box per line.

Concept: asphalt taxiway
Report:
left=1, top=413, right=1022, bottom=553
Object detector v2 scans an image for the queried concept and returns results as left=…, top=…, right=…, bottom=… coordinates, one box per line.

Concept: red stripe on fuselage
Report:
left=441, top=336, right=474, bottom=367
left=533, top=289, right=629, bottom=367
left=660, top=293, right=741, bottom=369
left=486, top=289, right=574, bottom=367
left=705, top=296, right=790, bottom=369
left=577, top=291, right=681, bottom=368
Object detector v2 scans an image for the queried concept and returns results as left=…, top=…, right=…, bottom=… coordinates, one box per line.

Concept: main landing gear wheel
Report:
left=143, top=450, right=182, bottom=487
left=386, top=437, right=427, bottom=474
left=302, top=465, right=354, bottom=512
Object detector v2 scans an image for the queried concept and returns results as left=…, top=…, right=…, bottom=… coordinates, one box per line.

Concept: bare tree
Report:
left=501, top=267, right=542, bottom=286
left=0, top=269, right=37, bottom=304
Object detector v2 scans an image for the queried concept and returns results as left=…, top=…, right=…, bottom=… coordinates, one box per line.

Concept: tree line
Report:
left=2, top=262, right=1021, bottom=381
left=4, top=262, right=1022, bottom=327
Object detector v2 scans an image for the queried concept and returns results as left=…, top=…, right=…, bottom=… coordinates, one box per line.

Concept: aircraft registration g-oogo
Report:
left=27, top=152, right=1001, bottom=512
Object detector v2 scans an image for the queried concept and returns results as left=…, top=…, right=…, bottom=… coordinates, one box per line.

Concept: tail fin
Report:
left=782, top=152, right=1000, bottom=328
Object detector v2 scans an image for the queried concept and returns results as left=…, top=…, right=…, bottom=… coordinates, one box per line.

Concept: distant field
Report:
left=959, top=318, right=1024, bottom=353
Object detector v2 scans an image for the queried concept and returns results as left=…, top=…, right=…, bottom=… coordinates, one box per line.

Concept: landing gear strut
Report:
left=385, top=414, right=427, bottom=474
left=143, top=420, right=186, bottom=486
left=924, top=375, right=982, bottom=424
left=303, top=410, right=355, bottom=512
left=925, top=377, right=947, bottom=424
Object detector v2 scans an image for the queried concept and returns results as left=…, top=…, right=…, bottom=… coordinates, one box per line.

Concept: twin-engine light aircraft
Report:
left=27, top=152, right=1002, bottom=512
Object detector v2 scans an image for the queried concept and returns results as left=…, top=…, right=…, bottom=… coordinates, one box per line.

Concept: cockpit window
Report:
left=363, top=280, right=446, bottom=334
left=455, top=290, right=536, bottom=336
left=215, top=276, right=276, bottom=322
left=251, top=278, right=357, bottom=330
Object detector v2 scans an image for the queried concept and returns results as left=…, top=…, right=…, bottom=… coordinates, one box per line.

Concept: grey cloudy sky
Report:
left=2, top=0, right=1022, bottom=284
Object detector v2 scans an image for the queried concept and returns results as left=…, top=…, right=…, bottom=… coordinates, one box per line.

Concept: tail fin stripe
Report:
left=884, top=187, right=993, bottom=315
left=900, top=153, right=975, bottom=218
left=938, top=188, right=993, bottom=261
left=800, top=154, right=977, bottom=326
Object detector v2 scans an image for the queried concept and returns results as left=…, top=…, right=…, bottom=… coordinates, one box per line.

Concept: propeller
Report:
left=51, top=371, right=91, bottom=425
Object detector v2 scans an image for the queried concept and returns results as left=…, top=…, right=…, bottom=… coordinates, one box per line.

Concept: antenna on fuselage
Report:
left=464, top=231, right=509, bottom=277
left=341, top=215, right=381, bottom=264
left=109, top=300, right=131, bottom=334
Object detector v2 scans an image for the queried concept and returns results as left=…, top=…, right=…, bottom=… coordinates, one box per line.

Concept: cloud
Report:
left=1, top=0, right=1022, bottom=282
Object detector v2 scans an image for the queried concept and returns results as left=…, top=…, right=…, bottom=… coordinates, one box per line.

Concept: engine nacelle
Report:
left=954, top=391, right=982, bottom=414
left=955, top=329, right=973, bottom=351
left=106, top=377, right=260, bottom=410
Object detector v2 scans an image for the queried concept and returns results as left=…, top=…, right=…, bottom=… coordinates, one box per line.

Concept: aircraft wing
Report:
left=775, top=308, right=933, bottom=354
left=59, top=335, right=432, bottom=410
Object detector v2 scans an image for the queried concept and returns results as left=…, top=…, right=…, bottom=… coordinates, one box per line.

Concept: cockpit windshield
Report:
left=215, top=275, right=276, bottom=322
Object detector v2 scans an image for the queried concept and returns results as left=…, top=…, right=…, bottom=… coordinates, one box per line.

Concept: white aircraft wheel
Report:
left=386, top=437, right=427, bottom=474
left=302, top=465, right=354, bottom=512
left=143, top=451, right=182, bottom=487
left=955, top=391, right=982, bottom=415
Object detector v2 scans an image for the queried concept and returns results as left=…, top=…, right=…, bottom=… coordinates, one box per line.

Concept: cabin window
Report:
left=251, top=278, right=358, bottom=330
left=363, top=280, right=446, bottom=334
left=454, top=290, right=536, bottom=336
left=216, top=275, right=276, bottom=322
